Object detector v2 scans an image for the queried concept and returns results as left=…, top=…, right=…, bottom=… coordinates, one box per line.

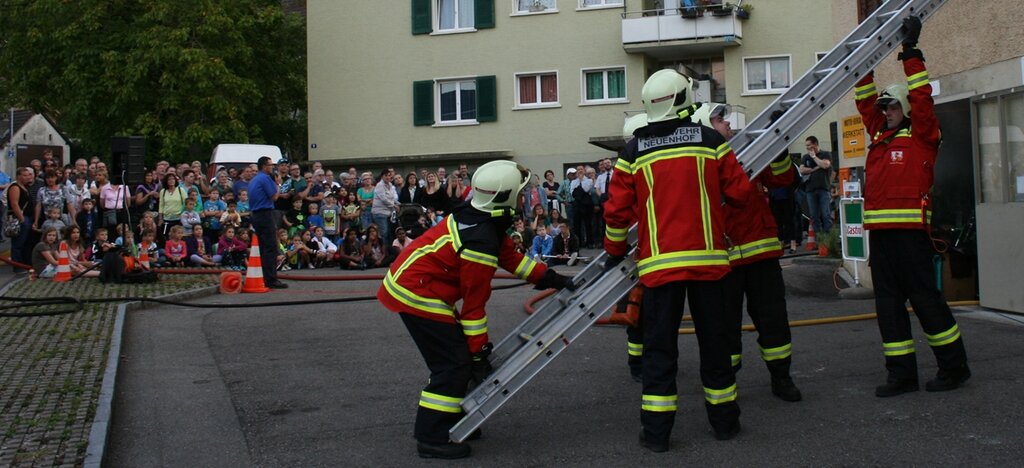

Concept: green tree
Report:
left=0, top=0, right=306, bottom=165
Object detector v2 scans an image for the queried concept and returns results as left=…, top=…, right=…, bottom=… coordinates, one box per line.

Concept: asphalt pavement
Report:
left=105, top=256, right=1024, bottom=466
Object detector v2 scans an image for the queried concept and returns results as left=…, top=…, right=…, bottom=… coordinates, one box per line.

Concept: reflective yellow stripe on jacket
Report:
left=864, top=209, right=932, bottom=226
left=385, top=221, right=457, bottom=319
left=855, top=82, right=877, bottom=100
left=907, top=70, right=929, bottom=91
left=383, top=272, right=456, bottom=319
left=514, top=255, right=540, bottom=280
left=727, top=237, right=782, bottom=262
left=605, top=225, right=628, bottom=244
left=636, top=250, right=730, bottom=277
left=461, top=317, right=488, bottom=337
left=769, top=158, right=792, bottom=176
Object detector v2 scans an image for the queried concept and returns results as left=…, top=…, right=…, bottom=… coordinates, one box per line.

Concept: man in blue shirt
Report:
left=250, top=156, right=287, bottom=289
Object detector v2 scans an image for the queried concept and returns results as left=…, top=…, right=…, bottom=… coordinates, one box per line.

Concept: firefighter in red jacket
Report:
left=604, top=70, right=754, bottom=451
left=693, top=103, right=803, bottom=402
left=854, top=16, right=969, bottom=397
left=378, top=160, right=575, bottom=459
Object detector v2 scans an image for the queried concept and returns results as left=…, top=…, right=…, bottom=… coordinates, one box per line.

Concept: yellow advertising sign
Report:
left=842, top=115, right=866, bottom=159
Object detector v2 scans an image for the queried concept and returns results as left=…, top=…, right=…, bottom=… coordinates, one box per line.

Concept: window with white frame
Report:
left=437, top=0, right=475, bottom=31
left=579, top=0, right=623, bottom=8
left=743, top=56, right=791, bottom=93
left=439, top=79, right=477, bottom=122
left=582, top=68, right=626, bottom=103
left=516, top=72, right=559, bottom=108
left=516, top=0, right=557, bottom=13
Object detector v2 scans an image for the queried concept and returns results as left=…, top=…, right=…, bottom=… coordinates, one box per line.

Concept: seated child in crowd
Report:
left=218, top=226, right=249, bottom=269
left=164, top=225, right=187, bottom=267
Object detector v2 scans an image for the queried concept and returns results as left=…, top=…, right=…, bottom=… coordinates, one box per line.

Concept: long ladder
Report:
left=733, top=0, right=946, bottom=176
left=449, top=0, right=945, bottom=443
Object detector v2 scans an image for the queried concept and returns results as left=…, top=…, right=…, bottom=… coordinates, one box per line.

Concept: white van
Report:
left=207, top=144, right=283, bottom=180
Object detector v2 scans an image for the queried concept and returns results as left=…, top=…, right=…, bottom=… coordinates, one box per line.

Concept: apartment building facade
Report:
left=307, top=0, right=837, bottom=177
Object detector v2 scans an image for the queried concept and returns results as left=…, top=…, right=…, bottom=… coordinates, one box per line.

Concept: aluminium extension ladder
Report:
left=449, top=0, right=946, bottom=443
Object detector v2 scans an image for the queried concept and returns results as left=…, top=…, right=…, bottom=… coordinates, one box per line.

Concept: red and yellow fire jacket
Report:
left=854, top=53, right=940, bottom=231
left=377, top=208, right=547, bottom=353
left=724, top=157, right=796, bottom=266
left=604, top=116, right=754, bottom=287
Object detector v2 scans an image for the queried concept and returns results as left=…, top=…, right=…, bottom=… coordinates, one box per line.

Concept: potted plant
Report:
left=736, top=3, right=753, bottom=19
left=709, top=1, right=734, bottom=16
left=818, top=226, right=842, bottom=258
left=528, top=0, right=546, bottom=12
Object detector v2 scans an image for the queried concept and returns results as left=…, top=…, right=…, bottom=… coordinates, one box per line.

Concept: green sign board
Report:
left=841, top=199, right=867, bottom=260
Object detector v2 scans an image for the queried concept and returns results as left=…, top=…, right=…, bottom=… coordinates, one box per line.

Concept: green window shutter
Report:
left=474, top=0, right=495, bottom=29
left=413, top=80, right=435, bottom=126
left=476, top=75, right=497, bottom=122
left=412, top=0, right=432, bottom=35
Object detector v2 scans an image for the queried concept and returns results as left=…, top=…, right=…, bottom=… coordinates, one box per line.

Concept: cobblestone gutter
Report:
left=0, top=275, right=218, bottom=467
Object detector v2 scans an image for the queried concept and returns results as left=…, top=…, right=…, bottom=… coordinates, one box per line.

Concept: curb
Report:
left=83, top=285, right=220, bottom=468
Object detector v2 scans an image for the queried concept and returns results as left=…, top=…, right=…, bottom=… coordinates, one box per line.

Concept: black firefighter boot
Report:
left=767, top=359, right=802, bottom=402
left=925, top=365, right=971, bottom=392
left=417, top=441, right=471, bottom=459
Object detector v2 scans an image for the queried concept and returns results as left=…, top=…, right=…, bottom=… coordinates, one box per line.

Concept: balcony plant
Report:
left=709, top=1, right=734, bottom=16
left=736, top=3, right=753, bottom=19
left=529, top=0, right=547, bottom=12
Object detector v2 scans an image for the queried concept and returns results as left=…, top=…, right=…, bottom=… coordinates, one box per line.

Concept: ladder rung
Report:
left=744, top=129, right=767, bottom=137
left=814, top=67, right=837, bottom=77
left=780, top=99, right=800, bottom=108
left=519, top=332, right=533, bottom=341
left=877, top=11, right=899, bottom=20
left=845, top=38, right=869, bottom=49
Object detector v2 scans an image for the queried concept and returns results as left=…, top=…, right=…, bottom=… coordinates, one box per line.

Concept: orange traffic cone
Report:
left=53, top=241, right=72, bottom=282
left=220, top=271, right=243, bottom=294
left=241, top=234, right=270, bottom=293
left=138, top=242, right=151, bottom=270
left=805, top=221, right=817, bottom=252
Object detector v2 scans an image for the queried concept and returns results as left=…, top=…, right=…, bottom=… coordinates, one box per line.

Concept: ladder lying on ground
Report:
left=449, top=0, right=946, bottom=443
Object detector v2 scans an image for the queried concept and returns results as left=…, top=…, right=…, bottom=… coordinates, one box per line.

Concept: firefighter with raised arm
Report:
left=854, top=16, right=969, bottom=397
left=377, top=160, right=575, bottom=460
left=693, top=103, right=803, bottom=402
left=603, top=70, right=754, bottom=451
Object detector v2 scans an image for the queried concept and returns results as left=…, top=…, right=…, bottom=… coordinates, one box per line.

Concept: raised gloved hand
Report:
left=901, top=16, right=921, bottom=47
left=534, top=269, right=577, bottom=291
left=603, top=254, right=625, bottom=273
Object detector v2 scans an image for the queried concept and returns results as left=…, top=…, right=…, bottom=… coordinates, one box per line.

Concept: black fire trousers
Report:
left=723, top=259, right=794, bottom=378
left=640, top=279, right=739, bottom=444
left=400, top=313, right=472, bottom=444
left=869, top=229, right=967, bottom=381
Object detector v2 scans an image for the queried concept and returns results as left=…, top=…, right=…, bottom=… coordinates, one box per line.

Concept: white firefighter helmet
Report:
left=470, top=160, right=530, bottom=212
left=623, top=113, right=648, bottom=141
left=876, top=83, right=911, bottom=118
left=641, top=69, right=694, bottom=123
left=691, top=102, right=731, bottom=127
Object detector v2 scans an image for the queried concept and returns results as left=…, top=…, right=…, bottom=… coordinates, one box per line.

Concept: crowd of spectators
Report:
left=3, top=152, right=619, bottom=276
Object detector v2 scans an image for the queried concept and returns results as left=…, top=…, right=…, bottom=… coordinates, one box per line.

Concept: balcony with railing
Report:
left=621, top=2, right=744, bottom=59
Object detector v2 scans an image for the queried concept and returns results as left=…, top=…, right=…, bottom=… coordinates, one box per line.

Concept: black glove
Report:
left=470, top=345, right=493, bottom=386
left=603, top=254, right=625, bottom=273
left=534, top=269, right=577, bottom=291
left=901, top=16, right=921, bottom=47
